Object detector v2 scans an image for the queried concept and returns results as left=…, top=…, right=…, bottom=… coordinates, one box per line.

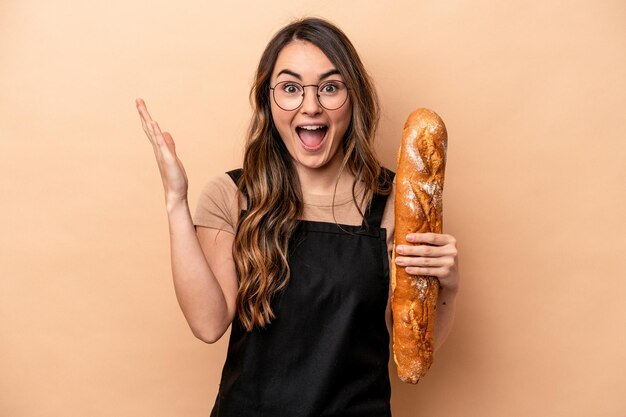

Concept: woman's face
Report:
left=269, top=40, right=352, bottom=174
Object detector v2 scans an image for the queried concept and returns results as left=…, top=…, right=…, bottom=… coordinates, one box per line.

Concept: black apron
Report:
left=211, top=169, right=394, bottom=417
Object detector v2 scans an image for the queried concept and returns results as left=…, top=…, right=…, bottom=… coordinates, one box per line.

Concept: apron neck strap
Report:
left=361, top=168, right=395, bottom=229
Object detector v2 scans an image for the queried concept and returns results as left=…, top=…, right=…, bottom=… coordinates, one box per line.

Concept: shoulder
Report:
left=198, top=171, right=239, bottom=197
left=378, top=166, right=395, bottom=223
left=380, top=167, right=396, bottom=187
left=193, top=170, right=243, bottom=232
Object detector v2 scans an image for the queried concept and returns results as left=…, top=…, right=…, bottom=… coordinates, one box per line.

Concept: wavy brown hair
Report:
left=234, top=17, right=391, bottom=331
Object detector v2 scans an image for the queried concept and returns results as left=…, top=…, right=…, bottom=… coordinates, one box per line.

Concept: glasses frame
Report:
left=269, top=80, right=350, bottom=111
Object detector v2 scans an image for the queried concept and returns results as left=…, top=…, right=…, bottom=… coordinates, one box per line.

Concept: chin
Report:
left=294, top=155, right=331, bottom=170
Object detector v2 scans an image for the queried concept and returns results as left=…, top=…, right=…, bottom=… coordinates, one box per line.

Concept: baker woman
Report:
left=137, top=17, right=459, bottom=417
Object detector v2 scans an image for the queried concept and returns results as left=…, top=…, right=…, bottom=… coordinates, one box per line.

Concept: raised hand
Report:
left=136, top=98, right=189, bottom=206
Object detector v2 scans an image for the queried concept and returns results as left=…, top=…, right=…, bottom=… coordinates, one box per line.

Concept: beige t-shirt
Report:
left=193, top=173, right=396, bottom=259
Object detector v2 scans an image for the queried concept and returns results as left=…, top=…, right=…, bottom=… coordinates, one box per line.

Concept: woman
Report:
left=137, top=17, right=459, bottom=417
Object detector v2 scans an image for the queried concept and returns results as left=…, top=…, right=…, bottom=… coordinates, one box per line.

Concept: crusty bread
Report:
left=392, top=108, right=447, bottom=384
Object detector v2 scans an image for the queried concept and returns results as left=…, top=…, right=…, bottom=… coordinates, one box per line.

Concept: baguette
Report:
left=392, top=108, right=447, bottom=384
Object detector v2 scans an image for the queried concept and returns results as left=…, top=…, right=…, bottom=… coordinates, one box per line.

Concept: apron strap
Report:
left=226, top=168, right=247, bottom=199
left=226, top=168, right=244, bottom=187
left=362, top=168, right=395, bottom=229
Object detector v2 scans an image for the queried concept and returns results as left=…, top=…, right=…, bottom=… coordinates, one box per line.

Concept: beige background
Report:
left=1, top=0, right=625, bottom=416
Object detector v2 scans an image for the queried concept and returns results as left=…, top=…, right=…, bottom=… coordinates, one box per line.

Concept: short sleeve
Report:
left=193, top=173, right=241, bottom=234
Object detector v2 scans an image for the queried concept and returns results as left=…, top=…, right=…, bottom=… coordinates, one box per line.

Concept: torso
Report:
left=197, top=169, right=395, bottom=417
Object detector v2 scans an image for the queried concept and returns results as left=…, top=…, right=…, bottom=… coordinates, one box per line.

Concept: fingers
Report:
left=398, top=261, right=454, bottom=276
left=395, top=254, right=454, bottom=278
left=395, top=232, right=459, bottom=279
left=395, top=253, right=452, bottom=267
left=137, top=99, right=164, bottom=148
left=136, top=99, right=177, bottom=155
left=395, top=243, right=457, bottom=258
left=136, top=98, right=153, bottom=123
left=136, top=98, right=157, bottom=146
left=406, top=232, right=456, bottom=246
left=149, top=120, right=176, bottom=158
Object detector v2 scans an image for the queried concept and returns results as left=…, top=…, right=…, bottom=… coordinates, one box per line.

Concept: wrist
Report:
left=165, top=196, right=189, bottom=213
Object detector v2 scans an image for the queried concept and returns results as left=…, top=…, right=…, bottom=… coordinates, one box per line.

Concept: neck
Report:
left=295, top=154, right=355, bottom=196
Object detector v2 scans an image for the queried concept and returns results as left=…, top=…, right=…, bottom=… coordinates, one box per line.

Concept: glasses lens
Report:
left=318, top=80, right=348, bottom=110
left=273, top=82, right=304, bottom=111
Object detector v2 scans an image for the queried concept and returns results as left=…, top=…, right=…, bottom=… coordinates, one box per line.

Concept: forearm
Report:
left=434, top=286, right=458, bottom=351
left=166, top=199, right=231, bottom=342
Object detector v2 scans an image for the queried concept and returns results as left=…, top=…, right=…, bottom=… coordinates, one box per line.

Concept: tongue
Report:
left=298, top=128, right=326, bottom=148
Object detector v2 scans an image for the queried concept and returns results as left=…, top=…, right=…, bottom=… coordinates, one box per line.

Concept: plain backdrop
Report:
left=1, top=0, right=625, bottom=416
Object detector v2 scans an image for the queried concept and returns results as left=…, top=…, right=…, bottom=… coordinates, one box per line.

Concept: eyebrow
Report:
left=275, top=68, right=341, bottom=81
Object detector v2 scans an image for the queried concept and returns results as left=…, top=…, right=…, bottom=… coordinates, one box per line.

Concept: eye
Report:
left=280, top=82, right=302, bottom=95
left=320, top=81, right=342, bottom=94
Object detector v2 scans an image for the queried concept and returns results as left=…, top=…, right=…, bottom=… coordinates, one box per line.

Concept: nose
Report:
left=300, top=85, right=322, bottom=115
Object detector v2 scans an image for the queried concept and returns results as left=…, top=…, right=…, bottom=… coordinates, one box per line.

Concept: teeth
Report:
left=300, top=125, right=325, bottom=130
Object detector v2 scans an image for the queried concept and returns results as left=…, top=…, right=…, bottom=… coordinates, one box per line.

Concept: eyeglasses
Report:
left=269, top=80, right=349, bottom=111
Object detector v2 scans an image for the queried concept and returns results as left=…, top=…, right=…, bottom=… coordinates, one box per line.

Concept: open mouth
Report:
left=296, top=125, right=328, bottom=151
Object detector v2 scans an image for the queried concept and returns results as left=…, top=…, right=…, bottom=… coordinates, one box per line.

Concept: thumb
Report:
left=163, top=132, right=176, bottom=154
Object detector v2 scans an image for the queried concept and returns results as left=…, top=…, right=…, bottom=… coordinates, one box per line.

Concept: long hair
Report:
left=234, top=17, right=390, bottom=331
